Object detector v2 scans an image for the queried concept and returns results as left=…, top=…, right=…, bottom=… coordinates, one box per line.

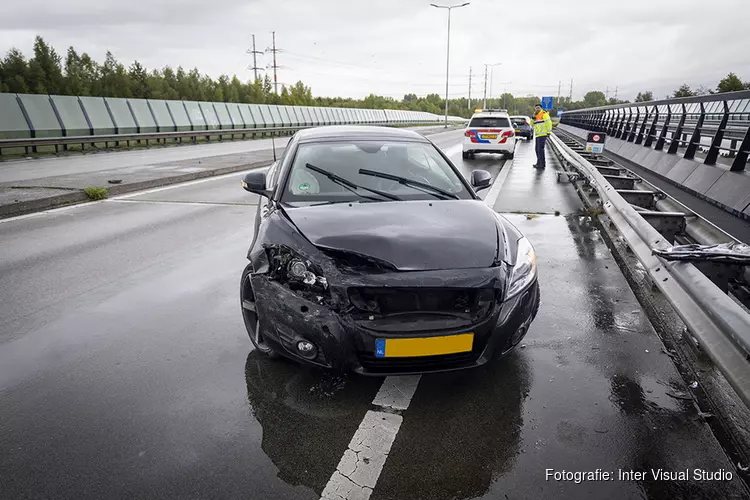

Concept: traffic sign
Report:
left=585, top=132, right=606, bottom=153
left=541, top=96, right=554, bottom=110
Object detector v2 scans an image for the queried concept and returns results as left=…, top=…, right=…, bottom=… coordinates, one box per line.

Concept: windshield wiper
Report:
left=305, top=163, right=401, bottom=201
left=357, top=169, right=460, bottom=200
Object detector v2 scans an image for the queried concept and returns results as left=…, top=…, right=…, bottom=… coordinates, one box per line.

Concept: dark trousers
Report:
left=535, top=135, right=547, bottom=168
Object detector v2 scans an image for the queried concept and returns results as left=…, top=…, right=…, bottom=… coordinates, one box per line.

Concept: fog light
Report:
left=296, top=340, right=318, bottom=359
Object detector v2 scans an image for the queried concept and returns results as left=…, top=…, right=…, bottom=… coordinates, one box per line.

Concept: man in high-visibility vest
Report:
left=532, top=103, right=553, bottom=169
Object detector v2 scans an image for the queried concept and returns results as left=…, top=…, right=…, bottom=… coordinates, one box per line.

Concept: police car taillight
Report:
left=501, top=130, right=514, bottom=138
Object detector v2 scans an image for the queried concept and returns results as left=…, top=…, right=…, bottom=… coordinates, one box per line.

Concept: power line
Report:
left=246, top=34, right=264, bottom=82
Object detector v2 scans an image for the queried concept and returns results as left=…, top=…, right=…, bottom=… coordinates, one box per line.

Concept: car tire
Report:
left=507, top=151, right=515, bottom=159
left=462, top=151, right=470, bottom=160
left=240, top=263, right=279, bottom=359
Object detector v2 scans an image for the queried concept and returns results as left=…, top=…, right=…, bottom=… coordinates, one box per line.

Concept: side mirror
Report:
left=242, top=171, right=272, bottom=197
left=471, top=169, right=492, bottom=191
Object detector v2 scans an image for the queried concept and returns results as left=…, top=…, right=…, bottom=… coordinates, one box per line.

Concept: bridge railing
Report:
left=560, top=90, right=750, bottom=172
left=0, top=92, right=465, bottom=156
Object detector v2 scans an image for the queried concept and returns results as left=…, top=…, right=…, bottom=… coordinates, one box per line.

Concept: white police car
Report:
left=462, top=109, right=517, bottom=160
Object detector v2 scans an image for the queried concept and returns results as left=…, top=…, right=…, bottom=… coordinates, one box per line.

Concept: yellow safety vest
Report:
left=533, top=110, right=553, bottom=137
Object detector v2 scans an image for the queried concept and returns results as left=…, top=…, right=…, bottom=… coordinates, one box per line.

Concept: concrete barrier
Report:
left=104, top=97, right=138, bottom=134
left=79, top=96, right=116, bottom=135
left=17, top=94, right=62, bottom=138
left=50, top=95, right=89, bottom=136
left=0, top=94, right=30, bottom=139
left=128, top=99, right=157, bottom=133
left=147, top=100, right=176, bottom=132
left=179, top=101, right=204, bottom=131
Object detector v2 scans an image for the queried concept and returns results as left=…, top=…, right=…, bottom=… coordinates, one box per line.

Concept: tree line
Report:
left=1, top=37, right=748, bottom=119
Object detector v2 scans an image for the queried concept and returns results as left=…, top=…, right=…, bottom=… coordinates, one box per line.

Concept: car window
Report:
left=469, top=117, right=511, bottom=128
left=282, top=140, right=472, bottom=203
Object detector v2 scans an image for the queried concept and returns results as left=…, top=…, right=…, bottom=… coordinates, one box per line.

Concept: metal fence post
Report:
left=644, top=106, right=659, bottom=148
left=705, top=100, right=729, bottom=165
left=628, top=108, right=640, bottom=142
left=655, top=105, right=672, bottom=151
left=731, top=126, right=750, bottom=172
left=667, top=104, right=687, bottom=154
left=684, top=102, right=705, bottom=160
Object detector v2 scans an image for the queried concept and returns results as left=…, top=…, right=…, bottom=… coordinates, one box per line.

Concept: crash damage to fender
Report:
left=246, top=201, right=540, bottom=375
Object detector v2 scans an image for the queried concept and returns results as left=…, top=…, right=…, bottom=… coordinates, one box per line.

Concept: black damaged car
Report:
left=240, top=126, right=540, bottom=375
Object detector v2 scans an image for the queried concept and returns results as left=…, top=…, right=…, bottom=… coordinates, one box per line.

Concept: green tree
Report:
left=1, top=48, right=30, bottom=93
left=583, top=91, right=607, bottom=108
left=673, top=84, right=696, bottom=98
left=716, top=72, right=745, bottom=93
left=635, top=91, right=653, bottom=102
left=128, top=61, right=150, bottom=98
left=28, top=36, right=64, bottom=94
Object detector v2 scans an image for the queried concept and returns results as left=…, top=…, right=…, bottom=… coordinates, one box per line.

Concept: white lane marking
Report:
left=321, top=375, right=421, bottom=500
left=106, top=199, right=255, bottom=207
left=483, top=159, right=513, bottom=208
left=321, top=412, right=401, bottom=500
left=0, top=166, right=270, bottom=224
left=0, top=199, right=106, bottom=224
left=371, top=375, right=422, bottom=411
left=441, top=144, right=463, bottom=158
left=111, top=166, right=269, bottom=200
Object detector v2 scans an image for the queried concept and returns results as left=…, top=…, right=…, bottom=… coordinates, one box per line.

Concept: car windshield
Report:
left=468, top=117, right=510, bottom=128
left=281, top=140, right=472, bottom=204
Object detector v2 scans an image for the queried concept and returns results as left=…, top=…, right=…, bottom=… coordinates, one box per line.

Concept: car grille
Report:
left=348, top=287, right=494, bottom=317
left=357, top=351, right=480, bottom=374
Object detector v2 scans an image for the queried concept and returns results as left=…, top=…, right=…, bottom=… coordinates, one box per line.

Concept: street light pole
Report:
left=431, top=2, right=470, bottom=127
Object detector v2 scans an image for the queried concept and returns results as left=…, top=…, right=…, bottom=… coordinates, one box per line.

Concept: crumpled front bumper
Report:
left=250, top=276, right=540, bottom=376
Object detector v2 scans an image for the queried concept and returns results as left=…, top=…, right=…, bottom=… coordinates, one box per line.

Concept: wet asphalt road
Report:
left=1, top=131, right=748, bottom=500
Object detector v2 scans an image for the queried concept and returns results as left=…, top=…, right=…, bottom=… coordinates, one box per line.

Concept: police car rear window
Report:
left=469, top=117, right=510, bottom=128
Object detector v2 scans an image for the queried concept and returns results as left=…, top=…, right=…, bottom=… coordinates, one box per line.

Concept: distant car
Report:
left=511, top=116, right=533, bottom=141
left=239, top=126, right=540, bottom=375
left=462, top=109, right=517, bottom=160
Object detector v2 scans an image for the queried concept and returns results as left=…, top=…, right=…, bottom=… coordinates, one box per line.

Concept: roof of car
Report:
left=295, top=125, right=429, bottom=143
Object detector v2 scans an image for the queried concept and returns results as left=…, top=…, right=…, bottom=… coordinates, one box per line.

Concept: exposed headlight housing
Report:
left=506, top=237, right=537, bottom=300
left=266, top=245, right=328, bottom=291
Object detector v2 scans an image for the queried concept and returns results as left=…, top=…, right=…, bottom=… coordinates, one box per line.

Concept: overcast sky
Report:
left=1, top=0, right=749, bottom=101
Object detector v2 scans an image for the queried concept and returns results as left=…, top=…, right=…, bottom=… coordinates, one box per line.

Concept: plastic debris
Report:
left=697, top=411, right=714, bottom=419
left=690, top=381, right=699, bottom=389
left=666, top=390, right=693, bottom=400
left=520, top=344, right=526, bottom=348
left=652, top=242, right=750, bottom=264
left=738, top=463, right=749, bottom=472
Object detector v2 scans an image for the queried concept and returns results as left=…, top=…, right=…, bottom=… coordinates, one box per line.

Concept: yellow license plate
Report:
left=375, top=333, right=474, bottom=358
left=515, top=129, right=521, bottom=133
left=480, top=134, right=497, bottom=140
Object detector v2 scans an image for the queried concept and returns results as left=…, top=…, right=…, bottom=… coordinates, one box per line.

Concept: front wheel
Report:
left=240, top=263, right=279, bottom=358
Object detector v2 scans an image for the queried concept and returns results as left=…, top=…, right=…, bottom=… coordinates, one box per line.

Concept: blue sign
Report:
left=541, top=96, right=554, bottom=110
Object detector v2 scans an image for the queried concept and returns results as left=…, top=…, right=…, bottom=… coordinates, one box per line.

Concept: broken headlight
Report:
left=506, top=237, right=537, bottom=300
left=266, top=245, right=328, bottom=291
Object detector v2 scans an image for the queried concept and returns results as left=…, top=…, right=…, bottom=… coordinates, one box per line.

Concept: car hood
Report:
left=283, top=200, right=501, bottom=271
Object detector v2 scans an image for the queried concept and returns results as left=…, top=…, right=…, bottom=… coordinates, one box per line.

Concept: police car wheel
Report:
left=462, top=151, right=469, bottom=160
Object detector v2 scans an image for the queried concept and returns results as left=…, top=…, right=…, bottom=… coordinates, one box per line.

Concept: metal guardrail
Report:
left=0, top=122, right=454, bottom=156
left=548, top=131, right=750, bottom=408
left=560, top=90, right=750, bottom=171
